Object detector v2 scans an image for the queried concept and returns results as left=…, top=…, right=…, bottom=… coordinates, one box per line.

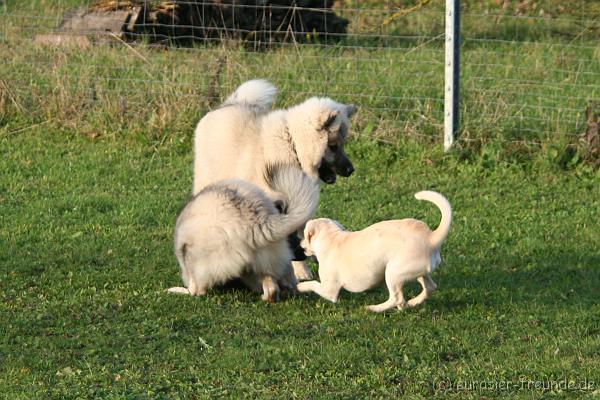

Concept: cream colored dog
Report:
left=298, top=191, right=452, bottom=312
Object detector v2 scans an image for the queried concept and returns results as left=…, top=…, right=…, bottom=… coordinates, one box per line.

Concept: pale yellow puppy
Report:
left=298, top=191, right=452, bottom=312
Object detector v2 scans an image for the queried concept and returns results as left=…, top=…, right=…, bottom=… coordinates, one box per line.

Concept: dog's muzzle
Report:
left=333, top=156, right=354, bottom=177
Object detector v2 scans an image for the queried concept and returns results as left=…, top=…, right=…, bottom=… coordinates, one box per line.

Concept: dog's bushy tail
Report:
left=414, top=191, right=452, bottom=249
left=259, top=166, right=319, bottom=243
left=222, top=79, right=277, bottom=112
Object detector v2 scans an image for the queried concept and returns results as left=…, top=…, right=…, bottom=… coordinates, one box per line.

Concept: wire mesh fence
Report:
left=1, top=1, right=599, bottom=155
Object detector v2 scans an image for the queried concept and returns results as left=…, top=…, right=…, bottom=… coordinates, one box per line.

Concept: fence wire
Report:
left=1, top=1, right=599, bottom=149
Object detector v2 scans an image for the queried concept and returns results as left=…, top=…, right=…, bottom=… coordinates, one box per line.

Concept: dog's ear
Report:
left=345, top=104, right=357, bottom=117
left=318, top=109, right=339, bottom=130
left=304, top=224, right=316, bottom=244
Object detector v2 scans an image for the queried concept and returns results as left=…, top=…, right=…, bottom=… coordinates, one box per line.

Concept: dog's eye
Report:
left=328, top=144, right=338, bottom=152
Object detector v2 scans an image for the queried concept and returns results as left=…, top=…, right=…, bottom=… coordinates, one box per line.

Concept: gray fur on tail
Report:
left=258, top=166, right=319, bottom=244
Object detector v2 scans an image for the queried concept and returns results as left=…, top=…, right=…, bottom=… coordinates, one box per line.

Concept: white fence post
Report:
left=444, top=0, right=460, bottom=151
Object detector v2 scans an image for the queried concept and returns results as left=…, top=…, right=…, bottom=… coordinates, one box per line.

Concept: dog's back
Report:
left=193, top=80, right=279, bottom=195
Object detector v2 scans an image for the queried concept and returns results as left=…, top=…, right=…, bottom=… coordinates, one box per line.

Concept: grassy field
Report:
left=1, top=0, right=600, bottom=398
left=1, top=130, right=599, bottom=398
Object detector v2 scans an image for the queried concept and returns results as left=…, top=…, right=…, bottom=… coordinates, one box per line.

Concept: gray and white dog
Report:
left=169, top=166, right=319, bottom=302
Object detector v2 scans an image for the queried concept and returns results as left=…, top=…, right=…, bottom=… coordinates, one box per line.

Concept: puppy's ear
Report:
left=304, top=224, right=316, bottom=244
left=345, top=104, right=357, bottom=117
left=318, top=109, right=339, bottom=130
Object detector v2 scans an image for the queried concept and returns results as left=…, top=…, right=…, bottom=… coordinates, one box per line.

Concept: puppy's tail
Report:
left=222, top=79, right=278, bottom=112
left=414, top=191, right=452, bottom=249
left=259, top=166, right=319, bottom=243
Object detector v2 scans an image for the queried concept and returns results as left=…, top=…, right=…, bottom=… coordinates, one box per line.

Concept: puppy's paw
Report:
left=366, top=305, right=384, bottom=313
left=292, top=261, right=313, bottom=281
left=407, top=298, right=423, bottom=308
left=296, top=281, right=313, bottom=293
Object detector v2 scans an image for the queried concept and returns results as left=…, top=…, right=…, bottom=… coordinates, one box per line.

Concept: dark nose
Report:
left=335, top=160, right=354, bottom=177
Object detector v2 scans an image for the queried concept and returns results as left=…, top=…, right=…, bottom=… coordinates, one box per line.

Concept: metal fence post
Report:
left=444, top=0, right=460, bottom=151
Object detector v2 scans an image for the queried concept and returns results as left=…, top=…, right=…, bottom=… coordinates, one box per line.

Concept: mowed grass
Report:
left=1, top=129, right=599, bottom=398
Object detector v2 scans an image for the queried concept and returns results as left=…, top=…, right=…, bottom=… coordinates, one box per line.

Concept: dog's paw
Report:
left=292, top=261, right=313, bottom=281
left=366, top=305, right=385, bottom=313
left=261, top=290, right=280, bottom=303
left=296, top=281, right=312, bottom=293
left=407, top=298, right=423, bottom=308
left=397, top=301, right=409, bottom=310
left=366, top=301, right=407, bottom=313
left=167, top=287, right=190, bottom=295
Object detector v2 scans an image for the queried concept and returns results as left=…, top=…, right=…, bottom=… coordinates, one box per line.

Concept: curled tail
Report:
left=414, top=191, right=452, bottom=249
left=222, top=79, right=278, bottom=112
left=260, top=166, right=319, bottom=243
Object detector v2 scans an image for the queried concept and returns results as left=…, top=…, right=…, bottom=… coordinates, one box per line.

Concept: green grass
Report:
left=1, top=0, right=600, bottom=398
left=1, top=130, right=599, bottom=398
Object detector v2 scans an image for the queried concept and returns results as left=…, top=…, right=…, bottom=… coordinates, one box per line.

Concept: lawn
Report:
left=1, top=0, right=600, bottom=398
left=1, top=129, right=599, bottom=398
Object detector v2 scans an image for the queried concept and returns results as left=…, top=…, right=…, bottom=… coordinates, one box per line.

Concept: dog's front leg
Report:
left=292, top=260, right=313, bottom=281
left=297, top=280, right=340, bottom=303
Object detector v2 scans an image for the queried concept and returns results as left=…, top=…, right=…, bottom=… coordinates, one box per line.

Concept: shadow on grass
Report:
left=441, top=248, right=600, bottom=310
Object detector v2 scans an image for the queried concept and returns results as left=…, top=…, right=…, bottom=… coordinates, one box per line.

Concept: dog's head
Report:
left=300, top=218, right=344, bottom=257
left=319, top=103, right=356, bottom=183
left=288, top=98, right=357, bottom=184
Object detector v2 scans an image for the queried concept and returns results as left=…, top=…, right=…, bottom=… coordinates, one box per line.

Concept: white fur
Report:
left=169, top=167, right=319, bottom=302
left=193, top=80, right=356, bottom=282
left=222, top=79, right=278, bottom=112
left=298, top=191, right=452, bottom=312
left=193, top=81, right=354, bottom=197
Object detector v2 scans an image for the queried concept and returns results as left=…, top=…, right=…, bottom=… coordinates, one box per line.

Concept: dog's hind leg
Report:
left=407, top=275, right=437, bottom=307
left=260, top=275, right=280, bottom=302
left=366, top=264, right=408, bottom=312
left=366, top=283, right=405, bottom=312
